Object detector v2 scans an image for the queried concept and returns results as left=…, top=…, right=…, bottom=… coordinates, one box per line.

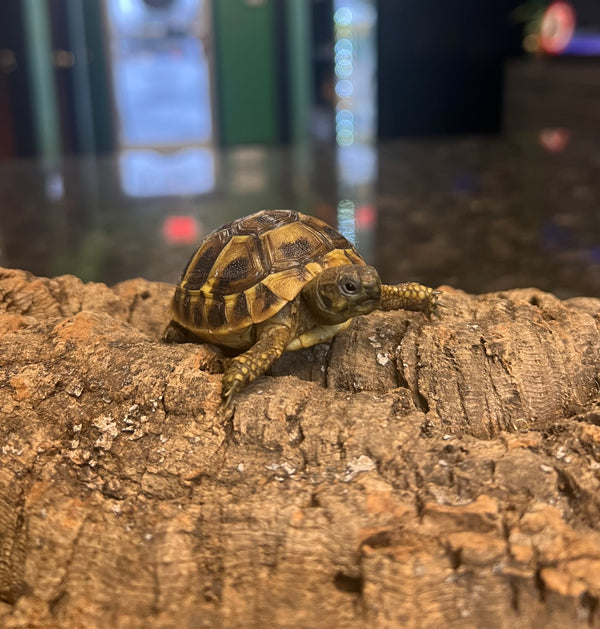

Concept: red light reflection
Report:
left=162, top=216, right=201, bottom=245
left=355, top=205, right=376, bottom=229
left=539, top=128, right=571, bottom=153
left=540, top=2, right=576, bottom=55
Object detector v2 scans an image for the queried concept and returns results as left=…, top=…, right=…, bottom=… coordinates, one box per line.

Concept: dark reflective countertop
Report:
left=1, top=133, right=600, bottom=298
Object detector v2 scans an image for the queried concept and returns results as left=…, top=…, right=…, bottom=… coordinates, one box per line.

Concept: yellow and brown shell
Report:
left=170, top=209, right=366, bottom=344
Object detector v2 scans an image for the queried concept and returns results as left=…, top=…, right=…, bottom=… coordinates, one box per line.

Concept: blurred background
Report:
left=1, top=0, right=600, bottom=297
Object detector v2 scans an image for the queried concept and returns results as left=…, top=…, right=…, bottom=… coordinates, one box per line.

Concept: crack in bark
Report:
left=48, top=513, right=90, bottom=617
left=0, top=482, right=28, bottom=604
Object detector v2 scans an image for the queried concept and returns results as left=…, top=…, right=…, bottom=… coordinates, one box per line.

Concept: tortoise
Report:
left=164, top=209, right=440, bottom=406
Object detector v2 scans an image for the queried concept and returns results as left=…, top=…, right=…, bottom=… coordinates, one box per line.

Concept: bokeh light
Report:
left=337, top=199, right=357, bottom=244
left=540, top=1, right=576, bottom=54
left=162, top=215, right=201, bottom=245
left=334, top=8, right=355, bottom=147
left=334, top=7, right=352, bottom=27
left=538, top=128, right=572, bottom=153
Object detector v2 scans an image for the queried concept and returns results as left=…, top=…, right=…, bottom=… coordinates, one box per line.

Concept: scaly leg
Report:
left=380, top=283, right=440, bottom=318
left=221, top=304, right=297, bottom=407
left=163, top=320, right=202, bottom=344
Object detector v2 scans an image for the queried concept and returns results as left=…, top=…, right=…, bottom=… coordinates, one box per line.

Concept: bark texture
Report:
left=1, top=266, right=600, bottom=628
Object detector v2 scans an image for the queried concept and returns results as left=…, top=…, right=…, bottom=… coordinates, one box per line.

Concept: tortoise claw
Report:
left=434, top=292, right=447, bottom=316
left=221, top=354, right=253, bottom=409
left=426, top=290, right=446, bottom=320
left=424, top=290, right=447, bottom=321
left=221, top=394, right=234, bottom=412
left=221, top=375, right=241, bottom=410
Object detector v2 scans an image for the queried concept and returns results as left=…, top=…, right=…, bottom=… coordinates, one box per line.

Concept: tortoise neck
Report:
left=301, top=275, right=343, bottom=324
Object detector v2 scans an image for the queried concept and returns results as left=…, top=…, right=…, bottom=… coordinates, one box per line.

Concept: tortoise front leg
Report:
left=221, top=304, right=297, bottom=407
left=380, top=282, right=440, bottom=318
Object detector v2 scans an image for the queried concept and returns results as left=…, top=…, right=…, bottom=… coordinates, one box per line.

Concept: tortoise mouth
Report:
left=357, top=296, right=379, bottom=313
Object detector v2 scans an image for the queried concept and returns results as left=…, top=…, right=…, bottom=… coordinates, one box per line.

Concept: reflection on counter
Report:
left=104, top=0, right=215, bottom=200
left=119, top=148, right=215, bottom=197
left=2, top=133, right=600, bottom=301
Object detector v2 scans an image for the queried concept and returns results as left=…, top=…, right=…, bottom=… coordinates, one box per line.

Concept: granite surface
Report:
left=1, top=133, right=599, bottom=298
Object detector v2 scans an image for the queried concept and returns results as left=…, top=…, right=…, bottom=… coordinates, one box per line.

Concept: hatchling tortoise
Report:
left=164, top=209, right=440, bottom=406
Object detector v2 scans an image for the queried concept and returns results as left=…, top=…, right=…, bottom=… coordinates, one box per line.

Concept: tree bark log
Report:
left=1, top=266, right=600, bottom=628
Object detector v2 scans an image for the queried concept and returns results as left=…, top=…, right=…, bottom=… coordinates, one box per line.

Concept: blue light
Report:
left=335, top=79, right=354, bottom=98
left=337, top=199, right=356, bottom=244
left=119, top=148, right=215, bottom=197
left=336, top=109, right=354, bottom=124
left=337, top=144, right=377, bottom=186
left=336, top=120, right=354, bottom=132
left=335, top=38, right=353, bottom=54
left=564, top=32, right=600, bottom=56
left=334, top=7, right=352, bottom=26
left=335, top=59, right=353, bottom=78
left=336, top=130, right=354, bottom=146
left=335, top=48, right=352, bottom=62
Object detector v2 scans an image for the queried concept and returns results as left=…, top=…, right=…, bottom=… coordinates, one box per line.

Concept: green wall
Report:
left=213, top=0, right=279, bottom=146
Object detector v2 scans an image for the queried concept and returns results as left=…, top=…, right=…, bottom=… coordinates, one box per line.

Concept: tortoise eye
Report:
left=340, top=280, right=359, bottom=296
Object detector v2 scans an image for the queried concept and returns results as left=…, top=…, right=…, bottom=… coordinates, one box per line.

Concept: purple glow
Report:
left=563, top=32, right=600, bottom=56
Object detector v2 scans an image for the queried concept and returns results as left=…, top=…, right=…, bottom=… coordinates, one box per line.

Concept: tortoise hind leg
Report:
left=163, top=320, right=203, bottom=344
left=222, top=304, right=297, bottom=407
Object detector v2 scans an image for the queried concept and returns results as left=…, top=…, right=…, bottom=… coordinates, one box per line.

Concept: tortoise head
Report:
left=302, top=265, right=381, bottom=324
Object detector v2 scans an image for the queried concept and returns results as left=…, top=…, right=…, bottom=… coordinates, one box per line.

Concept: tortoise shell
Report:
left=170, top=210, right=366, bottom=343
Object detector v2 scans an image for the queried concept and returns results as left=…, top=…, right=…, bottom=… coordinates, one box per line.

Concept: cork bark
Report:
left=1, top=266, right=600, bottom=628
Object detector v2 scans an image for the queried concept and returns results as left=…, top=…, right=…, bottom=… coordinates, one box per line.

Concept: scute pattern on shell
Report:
left=171, top=209, right=366, bottom=335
